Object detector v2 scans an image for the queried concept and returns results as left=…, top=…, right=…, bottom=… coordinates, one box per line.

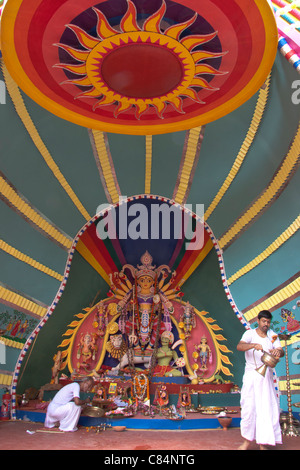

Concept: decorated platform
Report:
left=15, top=401, right=241, bottom=431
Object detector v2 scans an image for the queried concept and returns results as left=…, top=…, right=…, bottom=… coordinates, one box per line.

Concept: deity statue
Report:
left=153, top=331, right=182, bottom=377
left=76, top=331, right=98, bottom=370
left=177, top=387, right=191, bottom=408
left=179, top=301, right=196, bottom=339
left=154, top=384, right=169, bottom=407
left=108, top=251, right=183, bottom=370
left=93, top=301, right=108, bottom=337
left=194, top=336, right=212, bottom=370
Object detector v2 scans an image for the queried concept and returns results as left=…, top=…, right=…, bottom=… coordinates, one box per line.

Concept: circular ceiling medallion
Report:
left=1, top=0, right=278, bottom=135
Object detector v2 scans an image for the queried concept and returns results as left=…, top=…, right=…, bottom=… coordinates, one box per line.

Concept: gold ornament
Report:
left=107, top=303, right=118, bottom=316
left=107, top=322, right=119, bottom=334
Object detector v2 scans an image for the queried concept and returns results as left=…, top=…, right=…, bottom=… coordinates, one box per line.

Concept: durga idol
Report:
left=109, top=251, right=183, bottom=357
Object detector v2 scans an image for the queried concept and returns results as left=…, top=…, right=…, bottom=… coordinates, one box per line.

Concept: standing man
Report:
left=237, top=310, right=284, bottom=450
left=45, top=376, right=94, bottom=432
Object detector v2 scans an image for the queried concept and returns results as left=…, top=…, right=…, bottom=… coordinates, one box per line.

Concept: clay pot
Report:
left=112, top=426, right=126, bottom=432
left=217, top=416, right=232, bottom=431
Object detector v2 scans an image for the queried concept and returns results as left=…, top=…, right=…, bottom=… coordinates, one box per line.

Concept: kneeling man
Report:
left=45, top=376, right=93, bottom=432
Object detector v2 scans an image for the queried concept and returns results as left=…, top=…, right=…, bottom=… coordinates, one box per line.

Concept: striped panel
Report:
left=173, top=126, right=205, bottom=205
left=219, top=123, right=300, bottom=250
left=89, top=130, right=120, bottom=204
left=227, top=214, right=300, bottom=285
left=0, top=239, right=63, bottom=281
left=0, top=373, right=13, bottom=386
left=278, top=376, right=300, bottom=394
left=0, top=337, right=24, bottom=349
left=0, top=283, right=48, bottom=318
left=0, top=172, right=72, bottom=251
left=205, top=75, right=271, bottom=220
left=2, top=61, right=90, bottom=221
left=75, top=239, right=111, bottom=285
left=243, top=275, right=300, bottom=322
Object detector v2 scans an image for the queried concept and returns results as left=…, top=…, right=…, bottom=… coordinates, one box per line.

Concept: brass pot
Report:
left=255, top=351, right=279, bottom=377
left=261, top=351, right=279, bottom=368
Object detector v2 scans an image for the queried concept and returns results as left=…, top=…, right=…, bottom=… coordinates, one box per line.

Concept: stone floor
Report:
left=0, top=420, right=299, bottom=452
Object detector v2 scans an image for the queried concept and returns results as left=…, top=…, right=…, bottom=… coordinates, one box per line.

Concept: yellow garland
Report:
left=2, top=61, right=91, bottom=222
left=145, top=135, right=152, bottom=194
left=0, top=239, right=63, bottom=281
left=90, top=130, right=120, bottom=204
left=173, top=126, right=203, bottom=204
left=219, top=122, right=300, bottom=249
left=0, top=373, right=13, bottom=386
left=0, top=284, right=48, bottom=318
left=227, top=214, right=300, bottom=285
left=0, top=175, right=72, bottom=251
left=205, top=74, right=271, bottom=220
left=244, top=275, right=300, bottom=322
left=0, top=336, right=24, bottom=349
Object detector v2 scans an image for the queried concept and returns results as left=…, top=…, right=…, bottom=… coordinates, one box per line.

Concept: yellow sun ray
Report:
left=195, top=63, right=227, bottom=75
left=120, top=0, right=141, bottom=33
left=93, top=7, right=119, bottom=39
left=54, top=43, right=90, bottom=62
left=192, top=50, right=227, bottom=63
left=190, top=77, right=219, bottom=90
left=180, top=31, right=218, bottom=50
left=75, top=88, right=101, bottom=99
left=54, top=63, right=87, bottom=75
left=143, top=1, right=166, bottom=33
left=164, top=13, right=198, bottom=40
left=66, top=24, right=100, bottom=50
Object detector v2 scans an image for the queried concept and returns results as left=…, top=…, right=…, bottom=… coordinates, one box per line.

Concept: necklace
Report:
left=106, top=338, right=127, bottom=360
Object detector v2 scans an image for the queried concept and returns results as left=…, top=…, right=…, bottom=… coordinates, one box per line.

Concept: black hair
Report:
left=258, top=310, right=272, bottom=320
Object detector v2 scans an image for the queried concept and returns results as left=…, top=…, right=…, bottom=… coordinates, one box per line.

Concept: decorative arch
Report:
left=10, top=194, right=249, bottom=418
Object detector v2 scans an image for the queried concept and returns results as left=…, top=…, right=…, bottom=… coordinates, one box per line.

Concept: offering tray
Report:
left=82, top=405, right=106, bottom=418
left=198, top=406, right=225, bottom=415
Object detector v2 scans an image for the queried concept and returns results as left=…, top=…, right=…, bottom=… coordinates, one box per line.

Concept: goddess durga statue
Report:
left=109, top=251, right=182, bottom=360
left=60, top=250, right=230, bottom=382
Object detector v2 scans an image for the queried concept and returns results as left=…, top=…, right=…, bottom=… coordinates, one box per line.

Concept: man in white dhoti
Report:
left=44, top=377, right=93, bottom=432
left=237, top=310, right=284, bottom=450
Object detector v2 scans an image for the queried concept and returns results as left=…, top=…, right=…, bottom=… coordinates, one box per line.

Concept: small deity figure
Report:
left=154, top=384, right=169, bottom=407
left=280, top=308, right=300, bottom=332
left=194, top=336, right=211, bottom=370
left=132, top=372, right=150, bottom=405
left=179, top=302, right=196, bottom=339
left=177, top=387, right=191, bottom=408
left=93, top=301, right=108, bottom=337
left=17, top=319, right=29, bottom=339
left=92, top=384, right=106, bottom=404
left=153, top=331, right=182, bottom=377
left=77, top=331, right=97, bottom=369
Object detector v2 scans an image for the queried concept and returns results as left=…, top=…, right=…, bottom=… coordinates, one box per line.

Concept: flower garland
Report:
left=132, top=373, right=149, bottom=401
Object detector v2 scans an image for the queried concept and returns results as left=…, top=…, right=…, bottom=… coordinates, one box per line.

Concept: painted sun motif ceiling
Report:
left=0, top=0, right=299, bottom=406
left=1, top=0, right=277, bottom=134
